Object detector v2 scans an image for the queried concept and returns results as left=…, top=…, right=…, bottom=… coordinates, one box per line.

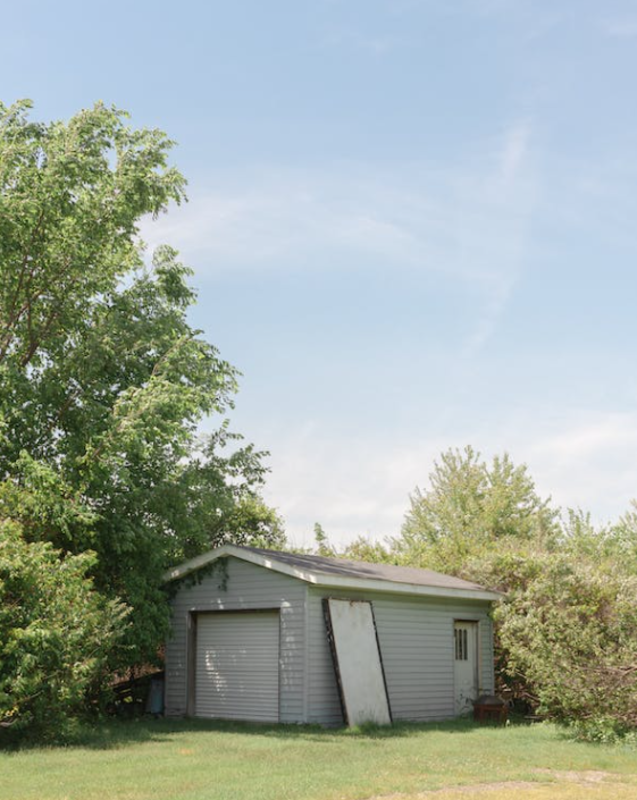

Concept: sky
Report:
left=4, top=0, right=637, bottom=547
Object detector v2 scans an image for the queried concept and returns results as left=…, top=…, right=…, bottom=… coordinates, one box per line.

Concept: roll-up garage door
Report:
left=195, top=611, right=280, bottom=722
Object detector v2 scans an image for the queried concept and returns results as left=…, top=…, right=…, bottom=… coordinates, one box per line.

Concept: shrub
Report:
left=0, top=520, right=128, bottom=737
left=474, top=550, right=637, bottom=738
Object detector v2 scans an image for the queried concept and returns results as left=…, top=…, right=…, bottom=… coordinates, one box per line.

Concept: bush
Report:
left=473, top=549, right=637, bottom=739
left=0, top=520, right=128, bottom=737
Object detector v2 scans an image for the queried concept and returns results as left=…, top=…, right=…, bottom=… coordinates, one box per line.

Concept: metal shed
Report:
left=164, top=546, right=500, bottom=726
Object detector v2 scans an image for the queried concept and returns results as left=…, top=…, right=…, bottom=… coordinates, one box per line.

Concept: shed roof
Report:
left=165, top=545, right=500, bottom=602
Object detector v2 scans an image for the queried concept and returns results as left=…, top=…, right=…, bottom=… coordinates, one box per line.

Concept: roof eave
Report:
left=309, top=575, right=501, bottom=601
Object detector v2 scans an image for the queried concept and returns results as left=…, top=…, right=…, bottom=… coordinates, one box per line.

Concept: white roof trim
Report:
left=164, top=545, right=501, bottom=602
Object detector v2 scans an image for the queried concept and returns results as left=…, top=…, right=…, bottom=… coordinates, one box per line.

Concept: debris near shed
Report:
left=473, top=694, right=508, bottom=724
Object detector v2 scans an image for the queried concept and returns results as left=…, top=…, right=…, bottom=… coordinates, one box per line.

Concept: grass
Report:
left=1, top=717, right=636, bottom=800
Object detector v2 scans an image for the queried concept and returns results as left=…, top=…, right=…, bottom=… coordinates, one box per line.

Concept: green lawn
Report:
left=1, top=718, right=636, bottom=800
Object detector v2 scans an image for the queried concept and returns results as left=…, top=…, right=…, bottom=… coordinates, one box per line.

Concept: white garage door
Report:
left=195, top=611, right=280, bottom=722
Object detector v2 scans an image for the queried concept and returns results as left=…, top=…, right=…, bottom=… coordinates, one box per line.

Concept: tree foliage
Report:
left=396, top=445, right=558, bottom=575
left=0, top=100, right=283, bottom=729
left=313, top=522, right=336, bottom=557
left=341, top=535, right=392, bottom=564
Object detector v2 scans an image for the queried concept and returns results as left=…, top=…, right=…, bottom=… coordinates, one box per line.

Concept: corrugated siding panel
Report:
left=165, top=557, right=306, bottom=722
left=195, top=612, right=279, bottom=721
left=307, top=588, right=495, bottom=725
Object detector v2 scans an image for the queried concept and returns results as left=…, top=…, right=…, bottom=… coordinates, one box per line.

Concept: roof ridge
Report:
left=238, top=545, right=486, bottom=589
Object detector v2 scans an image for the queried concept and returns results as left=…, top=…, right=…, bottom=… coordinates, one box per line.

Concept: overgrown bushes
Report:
left=467, top=546, right=637, bottom=740
left=0, top=520, right=127, bottom=736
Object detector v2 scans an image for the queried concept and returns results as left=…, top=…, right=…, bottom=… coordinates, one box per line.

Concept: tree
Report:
left=0, top=100, right=282, bottom=691
left=396, top=446, right=558, bottom=574
left=603, top=503, right=637, bottom=572
left=313, top=522, right=336, bottom=557
left=342, top=535, right=393, bottom=564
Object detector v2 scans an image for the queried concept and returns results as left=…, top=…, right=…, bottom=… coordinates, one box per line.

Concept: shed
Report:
left=164, top=545, right=500, bottom=726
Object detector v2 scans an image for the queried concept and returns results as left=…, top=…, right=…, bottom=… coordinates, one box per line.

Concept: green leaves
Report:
left=0, top=101, right=186, bottom=372
left=0, top=452, right=96, bottom=549
left=493, top=555, right=637, bottom=734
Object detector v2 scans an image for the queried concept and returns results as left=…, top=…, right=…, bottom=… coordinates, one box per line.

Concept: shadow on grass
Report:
left=1, top=713, right=530, bottom=752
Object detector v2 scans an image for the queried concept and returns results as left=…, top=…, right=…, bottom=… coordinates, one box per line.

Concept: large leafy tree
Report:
left=396, top=445, right=559, bottom=574
left=0, top=100, right=281, bottom=680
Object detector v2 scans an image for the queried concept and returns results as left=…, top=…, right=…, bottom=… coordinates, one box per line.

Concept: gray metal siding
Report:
left=307, top=587, right=494, bottom=725
left=165, top=557, right=306, bottom=722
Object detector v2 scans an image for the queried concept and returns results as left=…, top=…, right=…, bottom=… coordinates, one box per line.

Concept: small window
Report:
left=454, top=627, right=468, bottom=661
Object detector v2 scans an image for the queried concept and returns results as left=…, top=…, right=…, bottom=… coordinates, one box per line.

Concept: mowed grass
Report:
left=1, top=717, right=636, bottom=800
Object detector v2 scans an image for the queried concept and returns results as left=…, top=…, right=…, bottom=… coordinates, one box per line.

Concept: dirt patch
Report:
left=363, top=784, right=540, bottom=799
left=532, top=769, right=615, bottom=784
left=363, top=771, right=633, bottom=800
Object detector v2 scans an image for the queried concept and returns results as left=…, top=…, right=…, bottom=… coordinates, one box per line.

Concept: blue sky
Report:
left=5, top=0, right=637, bottom=546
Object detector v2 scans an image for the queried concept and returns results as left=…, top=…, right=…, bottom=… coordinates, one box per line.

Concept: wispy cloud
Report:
left=460, top=120, right=535, bottom=356
left=262, top=426, right=454, bottom=547
left=603, top=16, right=637, bottom=38
left=497, top=121, right=532, bottom=187
left=319, top=28, right=398, bottom=55
left=449, top=0, right=568, bottom=40
left=143, top=120, right=537, bottom=361
left=527, top=412, right=637, bottom=524
left=142, top=173, right=430, bottom=274
left=533, top=413, right=637, bottom=461
left=266, top=408, right=637, bottom=548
